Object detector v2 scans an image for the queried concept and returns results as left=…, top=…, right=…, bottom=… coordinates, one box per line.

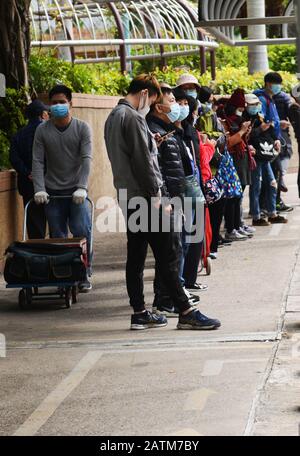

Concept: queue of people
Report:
left=10, top=71, right=297, bottom=331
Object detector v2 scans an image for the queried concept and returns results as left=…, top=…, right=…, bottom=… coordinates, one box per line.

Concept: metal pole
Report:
left=107, top=2, right=127, bottom=74
left=210, top=50, right=216, bottom=80
left=295, top=0, right=300, bottom=76
left=198, top=31, right=207, bottom=74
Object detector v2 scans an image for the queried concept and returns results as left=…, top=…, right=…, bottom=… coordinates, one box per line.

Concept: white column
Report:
left=247, top=0, right=269, bottom=73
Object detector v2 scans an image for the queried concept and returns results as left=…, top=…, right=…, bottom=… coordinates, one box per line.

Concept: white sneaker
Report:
left=225, top=229, right=247, bottom=241
left=209, top=252, right=218, bottom=259
left=242, top=224, right=256, bottom=234
left=238, top=227, right=253, bottom=238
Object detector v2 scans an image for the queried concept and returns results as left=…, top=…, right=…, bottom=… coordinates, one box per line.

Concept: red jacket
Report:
left=197, top=132, right=215, bottom=183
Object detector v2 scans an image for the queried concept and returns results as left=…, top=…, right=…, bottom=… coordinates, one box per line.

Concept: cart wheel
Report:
left=25, top=288, right=32, bottom=306
left=58, top=287, right=64, bottom=298
left=18, top=289, right=27, bottom=310
left=206, top=257, right=212, bottom=276
left=71, top=285, right=78, bottom=304
left=65, top=287, right=72, bottom=309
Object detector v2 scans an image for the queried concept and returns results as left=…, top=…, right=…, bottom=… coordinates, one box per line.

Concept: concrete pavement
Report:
left=0, top=174, right=300, bottom=436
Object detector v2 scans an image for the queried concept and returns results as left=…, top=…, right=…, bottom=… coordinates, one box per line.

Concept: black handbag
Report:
left=4, top=242, right=87, bottom=284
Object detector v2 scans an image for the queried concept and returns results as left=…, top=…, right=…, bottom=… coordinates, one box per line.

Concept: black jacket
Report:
left=244, top=112, right=278, bottom=162
left=147, top=115, right=185, bottom=198
left=289, top=103, right=300, bottom=142
left=9, top=118, right=42, bottom=197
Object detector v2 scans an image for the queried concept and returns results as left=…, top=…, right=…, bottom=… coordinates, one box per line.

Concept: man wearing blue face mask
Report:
left=32, top=84, right=93, bottom=292
left=254, top=72, right=288, bottom=140
left=244, top=93, right=287, bottom=226
left=147, top=84, right=189, bottom=315
left=254, top=73, right=293, bottom=214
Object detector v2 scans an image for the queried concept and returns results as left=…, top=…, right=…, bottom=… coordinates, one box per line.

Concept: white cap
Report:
left=176, top=73, right=201, bottom=89
left=160, top=82, right=173, bottom=90
left=245, top=93, right=261, bottom=105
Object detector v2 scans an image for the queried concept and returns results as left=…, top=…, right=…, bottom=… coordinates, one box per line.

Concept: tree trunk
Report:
left=0, top=0, right=31, bottom=89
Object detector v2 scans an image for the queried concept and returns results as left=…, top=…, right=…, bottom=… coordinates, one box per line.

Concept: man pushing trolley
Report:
left=32, top=84, right=93, bottom=292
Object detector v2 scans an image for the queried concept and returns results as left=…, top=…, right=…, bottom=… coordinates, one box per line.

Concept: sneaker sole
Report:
left=154, top=309, right=178, bottom=318
left=78, top=287, right=92, bottom=293
left=177, top=322, right=221, bottom=330
left=130, top=322, right=168, bottom=330
left=186, top=287, right=208, bottom=292
left=269, top=221, right=288, bottom=224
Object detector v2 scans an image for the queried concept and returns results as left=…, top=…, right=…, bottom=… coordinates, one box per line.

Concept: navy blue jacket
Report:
left=273, top=91, right=292, bottom=121
left=9, top=118, right=43, bottom=196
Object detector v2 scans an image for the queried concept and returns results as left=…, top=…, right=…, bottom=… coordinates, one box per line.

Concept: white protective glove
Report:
left=72, top=188, right=87, bottom=205
left=34, top=191, right=49, bottom=205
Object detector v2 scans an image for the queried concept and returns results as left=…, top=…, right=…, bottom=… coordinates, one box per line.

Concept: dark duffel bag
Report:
left=4, top=242, right=87, bottom=284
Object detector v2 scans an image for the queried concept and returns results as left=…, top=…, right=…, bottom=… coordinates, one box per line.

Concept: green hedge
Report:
left=29, top=54, right=298, bottom=97
left=0, top=88, right=27, bottom=170
left=214, top=44, right=297, bottom=74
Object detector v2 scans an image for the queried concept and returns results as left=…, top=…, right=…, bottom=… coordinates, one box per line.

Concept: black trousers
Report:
left=22, top=192, right=47, bottom=240
left=224, top=197, right=241, bottom=233
left=208, top=198, right=226, bottom=252
left=271, top=156, right=284, bottom=205
left=125, top=205, right=191, bottom=314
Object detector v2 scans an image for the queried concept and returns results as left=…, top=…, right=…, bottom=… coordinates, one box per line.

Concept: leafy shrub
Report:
left=268, top=45, right=297, bottom=73
left=215, top=43, right=297, bottom=75
left=0, top=88, right=27, bottom=170
left=29, top=53, right=131, bottom=96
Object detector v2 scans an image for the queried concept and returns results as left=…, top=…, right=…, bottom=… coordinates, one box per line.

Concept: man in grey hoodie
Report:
left=105, top=74, right=221, bottom=331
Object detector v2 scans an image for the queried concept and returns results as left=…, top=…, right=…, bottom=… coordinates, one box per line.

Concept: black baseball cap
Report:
left=25, top=99, right=49, bottom=119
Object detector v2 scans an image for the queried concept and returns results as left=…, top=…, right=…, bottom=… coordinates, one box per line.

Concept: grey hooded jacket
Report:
left=104, top=99, right=163, bottom=200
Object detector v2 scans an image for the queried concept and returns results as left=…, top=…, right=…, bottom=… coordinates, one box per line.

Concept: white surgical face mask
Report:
left=185, top=89, right=198, bottom=99
left=178, top=105, right=190, bottom=122
left=138, top=93, right=150, bottom=117
left=235, top=109, right=243, bottom=117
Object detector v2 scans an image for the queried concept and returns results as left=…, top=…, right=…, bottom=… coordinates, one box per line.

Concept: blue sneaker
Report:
left=131, top=310, right=168, bottom=330
left=177, top=309, right=221, bottom=330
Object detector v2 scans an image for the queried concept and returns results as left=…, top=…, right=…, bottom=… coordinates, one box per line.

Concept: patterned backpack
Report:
left=216, top=149, right=243, bottom=199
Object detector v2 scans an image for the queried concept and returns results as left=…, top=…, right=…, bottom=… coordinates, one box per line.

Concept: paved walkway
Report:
left=0, top=174, right=300, bottom=436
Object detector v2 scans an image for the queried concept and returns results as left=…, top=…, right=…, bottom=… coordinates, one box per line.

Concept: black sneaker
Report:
left=78, top=280, right=92, bottom=293
left=185, top=283, right=208, bottom=292
left=177, top=309, right=221, bottom=330
left=152, top=297, right=179, bottom=318
left=218, top=236, right=232, bottom=246
left=276, top=202, right=293, bottom=213
left=155, top=305, right=179, bottom=318
left=131, top=310, right=168, bottom=330
left=183, top=287, right=200, bottom=303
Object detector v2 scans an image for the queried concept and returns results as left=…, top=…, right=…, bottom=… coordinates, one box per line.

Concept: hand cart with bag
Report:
left=4, top=196, right=94, bottom=310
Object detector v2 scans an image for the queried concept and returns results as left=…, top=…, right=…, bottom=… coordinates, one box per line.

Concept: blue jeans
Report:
left=250, top=161, right=277, bottom=220
left=45, top=198, right=92, bottom=275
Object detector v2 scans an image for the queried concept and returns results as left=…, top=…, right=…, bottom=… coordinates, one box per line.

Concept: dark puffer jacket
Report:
left=147, top=115, right=185, bottom=198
